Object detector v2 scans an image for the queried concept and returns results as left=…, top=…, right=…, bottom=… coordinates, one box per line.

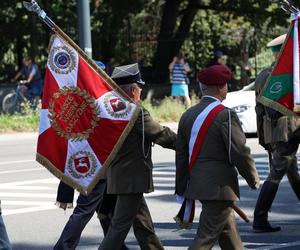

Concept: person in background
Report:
left=207, top=50, right=226, bottom=67
left=238, top=51, right=252, bottom=86
left=169, top=52, right=191, bottom=109
left=11, top=56, right=43, bottom=107
left=105, top=57, right=115, bottom=76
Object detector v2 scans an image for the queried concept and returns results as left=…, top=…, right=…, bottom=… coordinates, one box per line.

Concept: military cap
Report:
left=267, top=34, right=287, bottom=52
left=197, top=65, right=232, bottom=86
left=94, top=60, right=105, bottom=70
left=111, top=63, right=145, bottom=85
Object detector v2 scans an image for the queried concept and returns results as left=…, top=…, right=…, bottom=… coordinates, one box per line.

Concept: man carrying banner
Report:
left=253, top=34, right=300, bottom=233
left=99, top=63, right=177, bottom=250
left=176, top=65, right=259, bottom=249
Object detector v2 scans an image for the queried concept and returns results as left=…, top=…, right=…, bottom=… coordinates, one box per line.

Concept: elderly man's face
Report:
left=131, top=83, right=142, bottom=102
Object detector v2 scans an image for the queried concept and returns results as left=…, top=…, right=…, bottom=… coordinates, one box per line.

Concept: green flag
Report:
left=258, top=14, right=300, bottom=116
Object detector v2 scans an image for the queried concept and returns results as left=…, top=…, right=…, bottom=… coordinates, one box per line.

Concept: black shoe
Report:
left=253, top=221, right=281, bottom=233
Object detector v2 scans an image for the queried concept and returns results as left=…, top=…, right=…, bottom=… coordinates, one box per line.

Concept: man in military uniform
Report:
left=253, top=34, right=300, bottom=233
left=176, top=65, right=260, bottom=249
left=99, top=63, right=177, bottom=250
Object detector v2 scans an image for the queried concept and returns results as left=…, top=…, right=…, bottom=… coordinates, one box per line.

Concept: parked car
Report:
left=222, top=82, right=257, bottom=134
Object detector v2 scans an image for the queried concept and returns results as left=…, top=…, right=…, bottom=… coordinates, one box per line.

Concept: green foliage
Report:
left=0, top=113, right=39, bottom=133
left=0, top=99, right=41, bottom=133
left=0, top=0, right=294, bottom=83
left=143, top=97, right=186, bottom=122
left=143, top=95, right=198, bottom=122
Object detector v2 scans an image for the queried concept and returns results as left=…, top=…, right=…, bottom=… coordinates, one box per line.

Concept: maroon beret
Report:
left=197, top=65, right=232, bottom=85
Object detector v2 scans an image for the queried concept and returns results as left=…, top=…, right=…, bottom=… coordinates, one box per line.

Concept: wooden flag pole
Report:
left=233, top=203, right=250, bottom=223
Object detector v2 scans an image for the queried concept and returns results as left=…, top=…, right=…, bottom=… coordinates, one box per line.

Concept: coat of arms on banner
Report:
left=37, top=35, right=140, bottom=195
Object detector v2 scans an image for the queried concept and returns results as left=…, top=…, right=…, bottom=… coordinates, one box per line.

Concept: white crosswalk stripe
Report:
left=0, top=155, right=274, bottom=216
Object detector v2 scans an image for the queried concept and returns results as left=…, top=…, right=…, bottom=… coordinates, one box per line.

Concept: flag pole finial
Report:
left=281, top=0, right=300, bottom=14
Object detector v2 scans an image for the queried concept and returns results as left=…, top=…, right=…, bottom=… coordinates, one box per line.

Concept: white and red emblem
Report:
left=74, top=156, right=90, bottom=173
left=67, top=151, right=97, bottom=179
left=104, top=92, right=132, bottom=119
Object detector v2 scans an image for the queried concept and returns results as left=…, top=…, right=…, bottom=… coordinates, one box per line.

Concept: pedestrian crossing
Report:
left=0, top=155, right=280, bottom=216
left=0, top=178, right=59, bottom=215
left=0, top=153, right=300, bottom=250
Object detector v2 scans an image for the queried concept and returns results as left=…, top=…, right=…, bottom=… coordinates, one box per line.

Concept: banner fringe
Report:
left=173, top=215, right=193, bottom=230
left=258, top=96, right=298, bottom=117
left=55, top=202, right=73, bottom=210
left=36, top=105, right=141, bottom=196
left=293, top=104, right=300, bottom=112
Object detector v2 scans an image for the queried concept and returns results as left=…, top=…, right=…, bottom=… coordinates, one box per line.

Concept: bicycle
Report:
left=2, top=81, right=32, bottom=114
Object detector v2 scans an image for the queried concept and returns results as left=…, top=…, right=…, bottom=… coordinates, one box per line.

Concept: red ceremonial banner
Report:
left=36, top=35, right=140, bottom=195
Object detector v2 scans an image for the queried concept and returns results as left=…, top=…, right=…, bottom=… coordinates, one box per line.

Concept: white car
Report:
left=222, top=82, right=257, bottom=134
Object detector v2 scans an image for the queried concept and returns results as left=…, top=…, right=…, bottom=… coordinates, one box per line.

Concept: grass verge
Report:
left=0, top=113, right=39, bottom=133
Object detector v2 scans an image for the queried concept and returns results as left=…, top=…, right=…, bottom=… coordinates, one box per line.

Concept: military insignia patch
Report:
left=270, top=82, right=283, bottom=95
left=48, top=45, right=76, bottom=74
left=49, top=87, right=100, bottom=141
left=67, top=151, right=97, bottom=179
left=104, top=92, right=132, bottom=118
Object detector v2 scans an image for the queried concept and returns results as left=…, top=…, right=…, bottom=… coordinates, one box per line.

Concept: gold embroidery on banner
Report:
left=104, top=92, right=132, bottom=119
left=49, top=87, right=100, bottom=141
left=67, top=151, right=97, bottom=179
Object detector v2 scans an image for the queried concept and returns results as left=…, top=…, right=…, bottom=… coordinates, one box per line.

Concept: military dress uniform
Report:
left=99, top=64, right=177, bottom=250
left=253, top=44, right=300, bottom=232
left=176, top=65, right=259, bottom=250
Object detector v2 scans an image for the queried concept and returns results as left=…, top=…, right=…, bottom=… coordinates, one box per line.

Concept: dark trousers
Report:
left=189, top=200, right=243, bottom=250
left=54, top=180, right=106, bottom=250
left=99, top=193, right=164, bottom=250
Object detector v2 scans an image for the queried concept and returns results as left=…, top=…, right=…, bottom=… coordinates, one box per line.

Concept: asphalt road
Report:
left=0, top=130, right=300, bottom=250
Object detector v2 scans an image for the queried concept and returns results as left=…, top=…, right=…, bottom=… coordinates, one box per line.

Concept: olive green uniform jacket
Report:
left=106, top=107, right=177, bottom=194
left=176, top=96, right=259, bottom=201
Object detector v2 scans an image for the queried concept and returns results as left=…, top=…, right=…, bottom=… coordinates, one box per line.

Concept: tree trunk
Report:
left=152, top=0, right=181, bottom=84
left=16, top=35, right=23, bottom=70
left=171, top=0, right=200, bottom=57
left=30, top=15, right=38, bottom=60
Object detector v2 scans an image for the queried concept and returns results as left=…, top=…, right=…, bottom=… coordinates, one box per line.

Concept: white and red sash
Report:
left=174, top=99, right=225, bottom=229
left=188, top=100, right=225, bottom=170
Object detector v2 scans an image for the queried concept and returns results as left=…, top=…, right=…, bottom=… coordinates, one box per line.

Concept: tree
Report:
left=152, top=0, right=288, bottom=84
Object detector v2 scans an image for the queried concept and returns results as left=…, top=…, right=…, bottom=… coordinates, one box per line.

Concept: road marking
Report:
left=254, top=240, right=300, bottom=249
left=0, top=185, right=56, bottom=190
left=3, top=205, right=57, bottom=216
left=0, top=168, right=42, bottom=174
left=0, top=159, right=35, bottom=165
left=0, top=178, right=58, bottom=186
left=0, top=192, right=56, bottom=198
left=1, top=200, right=55, bottom=206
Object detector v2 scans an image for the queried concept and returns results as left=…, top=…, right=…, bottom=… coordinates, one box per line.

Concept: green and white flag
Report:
left=258, top=12, right=300, bottom=116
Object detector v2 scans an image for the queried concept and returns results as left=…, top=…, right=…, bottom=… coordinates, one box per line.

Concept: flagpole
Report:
left=22, top=0, right=134, bottom=103
left=292, top=14, right=300, bottom=112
